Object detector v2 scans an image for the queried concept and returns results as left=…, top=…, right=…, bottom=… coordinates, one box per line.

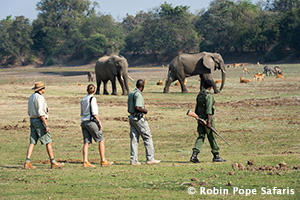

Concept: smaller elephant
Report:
left=263, top=66, right=276, bottom=76
left=87, top=72, right=94, bottom=82
left=95, top=55, right=130, bottom=95
left=274, top=66, right=282, bottom=75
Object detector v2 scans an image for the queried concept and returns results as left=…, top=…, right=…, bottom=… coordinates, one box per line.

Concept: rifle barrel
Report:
left=210, top=127, right=231, bottom=147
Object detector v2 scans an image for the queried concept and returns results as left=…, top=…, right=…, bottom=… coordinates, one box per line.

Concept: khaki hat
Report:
left=32, top=81, right=45, bottom=92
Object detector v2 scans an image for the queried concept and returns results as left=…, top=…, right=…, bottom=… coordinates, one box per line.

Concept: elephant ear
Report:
left=202, top=54, right=215, bottom=72
left=108, top=56, right=118, bottom=76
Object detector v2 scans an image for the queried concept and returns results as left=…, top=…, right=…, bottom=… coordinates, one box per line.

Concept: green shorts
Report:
left=29, top=118, right=52, bottom=145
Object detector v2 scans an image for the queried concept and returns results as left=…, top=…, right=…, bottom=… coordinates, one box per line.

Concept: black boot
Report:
left=190, top=152, right=201, bottom=163
left=213, top=154, right=226, bottom=162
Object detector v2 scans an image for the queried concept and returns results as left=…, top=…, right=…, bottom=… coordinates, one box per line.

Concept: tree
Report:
left=0, top=16, right=32, bottom=65
left=32, top=0, right=97, bottom=65
left=123, top=3, right=199, bottom=60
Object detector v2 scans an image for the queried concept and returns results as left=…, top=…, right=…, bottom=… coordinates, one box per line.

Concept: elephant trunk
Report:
left=220, top=68, right=226, bottom=91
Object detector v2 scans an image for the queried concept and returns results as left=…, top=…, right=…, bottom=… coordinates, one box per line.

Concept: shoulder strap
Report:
left=133, top=90, right=139, bottom=113
left=89, top=96, right=93, bottom=120
left=133, top=90, right=138, bottom=103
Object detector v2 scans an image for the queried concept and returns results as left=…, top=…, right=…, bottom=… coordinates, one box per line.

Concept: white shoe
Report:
left=146, top=160, right=161, bottom=165
left=130, top=161, right=141, bottom=166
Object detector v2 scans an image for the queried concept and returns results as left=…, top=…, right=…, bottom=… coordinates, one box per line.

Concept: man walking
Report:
left=190, top=80, right=226, bottom=163
left=127, top=79, right=160, bottom=165
left=25, top=81, right=64, bottom=169
left=80, top=84, right=114, bottom=167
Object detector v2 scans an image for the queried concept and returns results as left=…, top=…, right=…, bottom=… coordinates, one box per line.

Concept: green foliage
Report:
left=83, top=33, right=110, bottom=58
left=123, top=2, right=199, bottom=60
left=0, top=16, right=32, bottom=66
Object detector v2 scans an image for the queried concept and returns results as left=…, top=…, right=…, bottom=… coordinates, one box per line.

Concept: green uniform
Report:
left=193, top=89, right=220, bottom=155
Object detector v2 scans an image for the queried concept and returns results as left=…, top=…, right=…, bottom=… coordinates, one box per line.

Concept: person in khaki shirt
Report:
left=24, top=81, right=64, bottom=169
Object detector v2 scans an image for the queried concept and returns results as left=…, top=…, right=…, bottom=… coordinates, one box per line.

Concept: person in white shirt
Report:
left=25, top=81, right=64, bottom=169
left=80, top=84, right=114, bottom=167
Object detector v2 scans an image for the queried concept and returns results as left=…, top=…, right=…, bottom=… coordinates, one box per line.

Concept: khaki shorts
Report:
left=30, top=118, right=52, bottom=145
left=81, top=121, right=104, bottom=143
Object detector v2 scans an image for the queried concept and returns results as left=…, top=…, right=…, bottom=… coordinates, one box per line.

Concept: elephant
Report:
left=87, top=71, right=94, bottom=82
left=263, top=66, right=276, bottom=76
left=163, top=52, right=226, bottom=94
left=95, top=55, right=130, bottom=95
left=274, top=66, right=282, bottom=75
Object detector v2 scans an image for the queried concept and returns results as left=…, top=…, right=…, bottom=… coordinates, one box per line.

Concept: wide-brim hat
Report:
left=32, top=81, right=45, bottom=92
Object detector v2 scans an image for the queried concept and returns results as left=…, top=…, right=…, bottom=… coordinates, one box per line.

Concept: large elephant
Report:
left=163, top=52, right=226, bottom=94
left=95, top=55, right=130, bottom=95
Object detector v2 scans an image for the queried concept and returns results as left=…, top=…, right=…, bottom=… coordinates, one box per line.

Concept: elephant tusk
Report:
left=221, top=69, right=226, bottom=74
left=128, top=75, right=134, bottom=81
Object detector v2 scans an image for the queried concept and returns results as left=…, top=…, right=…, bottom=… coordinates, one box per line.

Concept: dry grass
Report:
left=0, top=63, right=299, bottom=199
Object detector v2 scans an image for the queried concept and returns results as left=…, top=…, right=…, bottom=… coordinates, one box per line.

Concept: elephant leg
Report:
left=111, top=77, right=117, bottom=95
left=163, top=77, right=175, bottom=93
left=96, top=78, right=101, bottom=95
left=178, top=78, right=188, bottom=93
left=103, top=80, right=109, bottom=95
left=117, top=75, right=126, bottom=95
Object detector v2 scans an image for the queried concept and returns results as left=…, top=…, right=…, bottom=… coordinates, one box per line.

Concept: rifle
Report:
left=186, top=110, right=231, bottom=147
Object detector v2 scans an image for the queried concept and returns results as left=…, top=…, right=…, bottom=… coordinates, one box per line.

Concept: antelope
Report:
left=156, top=80, right=164, bottom=85
left=76, top=80, right=84, bottom=86
left=257, top=62, right=261, bottom=66
left=174, top=79, right=187, bottom=86
left=240, top=77, right=250, bottom=83
left=233, top=63, right=244, bottom=68
left=254, top=72, right=264, bottom=82
left=243, top=66, right=250, bottom=74
left=276, top=74, right=284, bottom=78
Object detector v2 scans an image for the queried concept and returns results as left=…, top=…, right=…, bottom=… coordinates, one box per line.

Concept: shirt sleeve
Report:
left=206, top=94, right=214, bottom=115
left=134, top=93, right=144, bottom=108
left=91, top=97, right=98, bottom=116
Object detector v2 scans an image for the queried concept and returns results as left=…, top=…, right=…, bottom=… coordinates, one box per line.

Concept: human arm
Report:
left=93, top=115, right=102, bottom=130
left=206, top=94, right=214, bottom=128
left=135, top=106, right=147, bottom=114
left=40, top=115, right=49, bottom=132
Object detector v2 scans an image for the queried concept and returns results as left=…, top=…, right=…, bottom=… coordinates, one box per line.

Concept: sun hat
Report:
left=32, top=81, right=45, bottom=92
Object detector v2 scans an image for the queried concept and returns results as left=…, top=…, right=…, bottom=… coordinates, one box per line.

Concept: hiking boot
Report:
left=190, top=152, right=201, bottom=163
left=24, top=162, right=36, bottom=169
left=213, top=155, right=226, bottom=162
left=130, top=161, right=142, bottom=166
left=83, top=161, right=96, bottom=168
left=101, top=160, right=114, bottom=166
left=51, top=161, right=65, bottom=169
left=146, top=159, right=161, bottom=165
